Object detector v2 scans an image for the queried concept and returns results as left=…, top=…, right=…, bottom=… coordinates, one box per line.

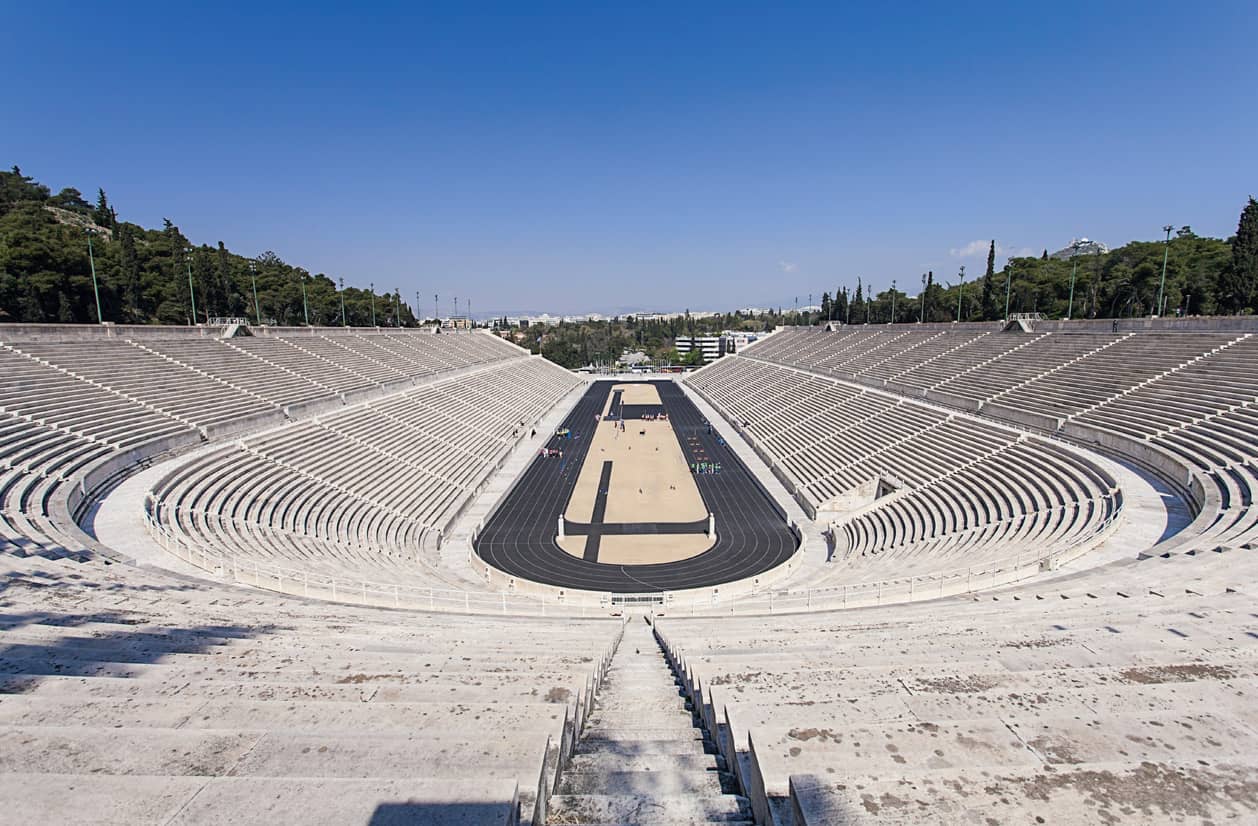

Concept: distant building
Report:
left=442, top=316, right=471, bottom=330
left=617, top=350, right=651, bottom=368
left=1050, top=237, right=1109, bottom=260
left=674, top=335, right=728, bottom=363
left=722, top=330, right=760, bottom=351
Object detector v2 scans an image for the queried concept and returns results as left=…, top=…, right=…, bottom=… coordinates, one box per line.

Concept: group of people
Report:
left=641, top=411, right=668, bottom=421
left=691, top=461, right=722, bottom=475
left=540, top=447, right=564, bottom=459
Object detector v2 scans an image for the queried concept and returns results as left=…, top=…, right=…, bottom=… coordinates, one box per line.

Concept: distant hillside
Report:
left=2, top=165, right=1254, bottom=326
left=0, top=166, right=418, bottom=326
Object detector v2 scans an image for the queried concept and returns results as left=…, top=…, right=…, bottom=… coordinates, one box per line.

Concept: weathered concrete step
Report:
left=565, top=751, right=723, bottom=775
left=0, top=696, right=569, bottom=734
left=598, top=678, right=680, bottom=692
left=0, top=656, right=586, bottom=686
left=583, top=720, right=700, bottom=737
left=592, top=696, right=687, bottom=713
left=547, top=793, right=752, bottom=824
left=585, top=710, right=691, bottom=729
left=580, top=728, right=709, bottom=744
left=0, top=725, right=546, bottom=778
left=571, top=738, right=713, bottom=757
left=0, top=672, right=581, bottom=705
left=603, top=658, right=674, bottom=673
left=606, top=663, right=674, bottom=673
left=0, top=623, right=610, bottom=656
left=557, top=768, right=729, bottom=796
left=0, top=668, right=578, bottom=699
left=0, top=773, right=521, bottom=826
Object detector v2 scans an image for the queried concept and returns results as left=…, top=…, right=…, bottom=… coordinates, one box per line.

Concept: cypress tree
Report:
left=1221, top=196, right=1258, bottom=312
left=980, top=240, right=998, bottom=320
left=93, top=188, right=113, bottom=228
left=119, top=224, right=141, bottom=320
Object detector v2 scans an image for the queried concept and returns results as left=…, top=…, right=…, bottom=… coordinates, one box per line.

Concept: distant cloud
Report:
left=778, top=261, right=797, bottom=273
left=949, top=240, right=993, bottom=258
left=949, top=240, right=1037, bottom=260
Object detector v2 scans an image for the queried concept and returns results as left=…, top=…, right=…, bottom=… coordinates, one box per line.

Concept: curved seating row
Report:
left=148, top=358, right=579, bottom=587
left=0, top=329, right=538, bottom=566
left=687, top=355, right=1119, bottom=583
left=837, top=439, right=1119, bottom=579
left=745, top=326, right=1258, bottom=555
left=738, top=327, right=1258, bottom=546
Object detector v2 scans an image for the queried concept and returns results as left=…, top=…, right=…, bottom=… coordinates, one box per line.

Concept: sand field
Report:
left=559, top=382, right=714, bottom=564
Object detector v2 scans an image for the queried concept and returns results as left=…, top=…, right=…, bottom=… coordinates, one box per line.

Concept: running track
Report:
left=473, top=380, right=798, bottom=592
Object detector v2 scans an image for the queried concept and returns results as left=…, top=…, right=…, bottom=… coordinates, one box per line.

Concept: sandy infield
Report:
left=566, top=384, right=707, bottom=524
left=558, top=382, right=715, bottom=564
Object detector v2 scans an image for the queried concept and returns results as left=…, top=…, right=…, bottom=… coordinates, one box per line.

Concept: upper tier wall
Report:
left=0, top=323, right=448, bottom=342
left=803, top=315, right=1258, bottom=335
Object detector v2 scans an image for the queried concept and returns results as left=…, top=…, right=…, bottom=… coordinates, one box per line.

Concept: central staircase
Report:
left=546, top=618, right=753, bottom=825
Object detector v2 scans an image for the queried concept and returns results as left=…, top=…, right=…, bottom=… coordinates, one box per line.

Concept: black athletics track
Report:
left=473, top=380, right=797, bottom=593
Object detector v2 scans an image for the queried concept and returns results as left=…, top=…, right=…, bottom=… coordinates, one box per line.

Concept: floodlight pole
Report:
left=370, top=282, right=376, bottom=327
left=394, top=290, right=401, bottom=328
left=85, top=229, right=103, bottom=324
left=340, top=278, right=347, bottom=326
left=185, top=248, right=198, bottom=324
left=300, top=274, right=310, bottom=325
left=890, top=280, right=897, bottom=324
left=1156, top=224, right=1173, bottom=317
left=416, top=291, right=421, bottom=325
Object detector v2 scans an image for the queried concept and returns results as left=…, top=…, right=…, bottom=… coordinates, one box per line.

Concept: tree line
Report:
left=817, top=197, right=1257, bottom=326
left=4, top=165, right=1254, bottom=332
left=518, top=310, right=777, bottom=369
left=0, top=166, right=423, bottom=326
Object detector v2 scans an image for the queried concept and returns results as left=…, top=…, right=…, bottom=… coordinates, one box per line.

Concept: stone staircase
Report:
left=546, top=618, right=752, bottom=825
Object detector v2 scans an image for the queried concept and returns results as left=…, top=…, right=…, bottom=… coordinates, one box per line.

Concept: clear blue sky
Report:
left=4, top=1, right=1255, bottom=315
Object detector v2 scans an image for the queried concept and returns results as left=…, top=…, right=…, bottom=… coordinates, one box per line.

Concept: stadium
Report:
left=3, top=316, right=1257, bottom=824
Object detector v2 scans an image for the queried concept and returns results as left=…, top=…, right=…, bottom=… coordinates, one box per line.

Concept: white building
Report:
left=674, top=335, right=728, bottom=363
left=1050, top=237, right=1109, bottom=260
left=722, top=330, right=761, bottom=351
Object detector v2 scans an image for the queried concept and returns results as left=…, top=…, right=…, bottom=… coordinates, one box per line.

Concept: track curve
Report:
left=473, top=379, right=798, bottom=592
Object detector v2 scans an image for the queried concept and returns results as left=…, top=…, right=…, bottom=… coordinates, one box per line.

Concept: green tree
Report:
left=980, top=240, right=998, bottom=320
left=1221, top=196, right=1258, bottom=313
left=93, top=189, right=114, bottom=229
left=50, top=187, right=90, bottom=211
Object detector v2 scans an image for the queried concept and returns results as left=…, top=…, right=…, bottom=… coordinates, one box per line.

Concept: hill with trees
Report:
left=819, top=198, right=1255, bottom=326
left=0, top=166, right=417, bottom=326
left=2, top=165, right=1253, bottom=335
